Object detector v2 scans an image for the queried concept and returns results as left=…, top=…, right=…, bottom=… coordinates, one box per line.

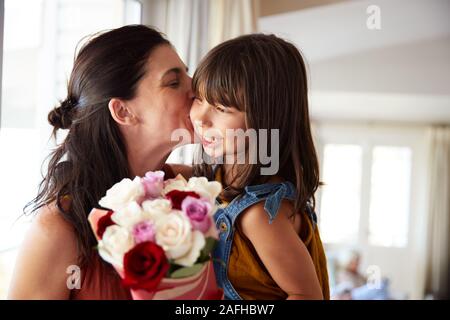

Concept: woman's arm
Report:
left=238, top=200, right=324, bottom=300
left=8, top=204, right=79, bottom=299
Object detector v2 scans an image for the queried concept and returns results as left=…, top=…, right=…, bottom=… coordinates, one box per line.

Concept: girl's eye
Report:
left=215, top=105, right=227, bottom=113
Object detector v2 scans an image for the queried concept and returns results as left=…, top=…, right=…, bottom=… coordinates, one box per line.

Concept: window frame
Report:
left=0, top=0, right=4, bottom=128
left=314, top=122, right=428, bottom=250
left=314, top=121, right=430, bottom=299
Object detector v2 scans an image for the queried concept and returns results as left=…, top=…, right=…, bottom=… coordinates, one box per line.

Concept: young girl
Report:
left=189, top=34, right=330, bottom=300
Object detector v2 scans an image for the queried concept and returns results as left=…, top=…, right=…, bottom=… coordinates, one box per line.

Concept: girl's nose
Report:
left=196, top=112, right=212, bottom=129
left=193, top=102, right=212, bottom=128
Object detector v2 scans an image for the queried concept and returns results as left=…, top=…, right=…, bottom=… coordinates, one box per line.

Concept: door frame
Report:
left=313, top=121, right=430, bottom=299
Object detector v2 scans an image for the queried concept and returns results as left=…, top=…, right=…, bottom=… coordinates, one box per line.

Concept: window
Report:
left=317, top=127, right=415, bottom=249
left=319, top=144, right=363, bottom=244
left=368, top=146, right=412, bottom=247
left=0, top=0, right=141, bottom=299
left=1, top=0, right=43, bottom=128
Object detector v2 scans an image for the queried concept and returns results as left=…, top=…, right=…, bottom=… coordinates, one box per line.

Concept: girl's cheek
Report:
left=189, top=108, right=195, bottom=120
left=189, top=102, right=200, bottom=121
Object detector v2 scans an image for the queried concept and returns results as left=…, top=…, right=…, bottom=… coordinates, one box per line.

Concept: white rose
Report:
left=187, top=177, right=222, bottom=201
left=174, top=230, right=206, bottom=267
left=162, top=178, right=188, bottom=195
left=111, top=201, right=145, bottom=229
left=142, top=198, right=172, bottom=222
left=155, top=212, right=195, bottom=262
left=98, top=225, right=133, bottom=270
left=99, top=176, right=144, bottom=212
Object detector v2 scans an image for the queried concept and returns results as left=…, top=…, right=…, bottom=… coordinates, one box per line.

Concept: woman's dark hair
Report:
left=25, top=25, right=170, bottom=267
left=193, top=33, right=320, bottom=216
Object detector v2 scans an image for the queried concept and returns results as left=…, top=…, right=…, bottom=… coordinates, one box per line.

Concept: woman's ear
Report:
left=108, top=98, right=137, bottom=126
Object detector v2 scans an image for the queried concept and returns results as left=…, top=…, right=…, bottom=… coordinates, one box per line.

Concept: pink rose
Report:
left=132, top=221, right=156, bottom=244
left=181, top=196, right=212, bottom=233
left=142, top=171, right=165, bottom=199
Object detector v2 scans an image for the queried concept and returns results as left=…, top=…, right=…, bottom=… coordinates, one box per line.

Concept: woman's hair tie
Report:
left=48, top=97, right=78, bottom=130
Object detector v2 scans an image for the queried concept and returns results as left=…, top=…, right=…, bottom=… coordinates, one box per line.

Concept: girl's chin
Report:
left=202, top=146, right=225, bottom=159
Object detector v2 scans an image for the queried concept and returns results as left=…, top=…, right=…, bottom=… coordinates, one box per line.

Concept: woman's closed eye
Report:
left=168, top=79, right=180, bottom=88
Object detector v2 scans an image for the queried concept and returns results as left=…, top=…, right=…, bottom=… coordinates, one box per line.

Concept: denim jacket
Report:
left=212, top=180, right=318, bottom=300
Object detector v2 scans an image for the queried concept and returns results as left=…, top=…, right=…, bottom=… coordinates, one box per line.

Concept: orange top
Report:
left=215, top=168, right=330, bottom=300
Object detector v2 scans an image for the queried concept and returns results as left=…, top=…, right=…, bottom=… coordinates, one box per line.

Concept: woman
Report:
left=8, top=25, right=194, bottom=299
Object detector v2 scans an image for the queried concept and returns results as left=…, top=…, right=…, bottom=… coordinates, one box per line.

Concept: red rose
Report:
left=165, top=190, right=200, bottom=210
left=122, top=241, right=169, bottom=291
left=96, top=210, right=115, bottom=239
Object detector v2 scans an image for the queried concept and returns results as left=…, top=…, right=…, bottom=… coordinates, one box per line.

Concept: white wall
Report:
left=259, top=0, right=450, bottom=124
left=259, top=0, right=450, bottom=63
left=0, top=0, right=4, bottom=126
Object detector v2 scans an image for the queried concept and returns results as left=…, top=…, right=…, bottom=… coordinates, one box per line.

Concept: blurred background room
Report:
left=0, top=0, right=449, bottom=300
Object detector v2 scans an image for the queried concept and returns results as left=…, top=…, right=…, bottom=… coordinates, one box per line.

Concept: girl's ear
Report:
left=108, top=98, right=138, bottom=126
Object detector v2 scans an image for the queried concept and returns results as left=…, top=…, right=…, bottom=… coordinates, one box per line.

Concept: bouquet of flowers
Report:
left=88, top=170, right=224, bottom=300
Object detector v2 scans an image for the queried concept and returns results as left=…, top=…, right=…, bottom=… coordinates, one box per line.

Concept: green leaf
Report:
left=196, top=237, right=219, bottom=263
left=203, top=237, right=218, bottom=254
left=168, top=263, right=204, bottom=279
left=166, top=262, right=184, bottom=276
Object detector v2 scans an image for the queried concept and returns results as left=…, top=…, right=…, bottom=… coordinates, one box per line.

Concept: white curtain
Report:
left=208, top=0, right=259, bottom=48
left=141, top=0, right=258, bottom=76
left=425, top=126, right=450, bottom=299
left=140, top=0, right=258, bottom=164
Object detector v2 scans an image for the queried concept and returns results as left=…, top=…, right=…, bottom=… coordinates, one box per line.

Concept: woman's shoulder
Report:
left=34, top=199, right=76, bottom=240
left=8, top=203, right=79, bottom=299
left=26, top=202, right=79, bottom=267
left=31, top=202, right=79, bottom=264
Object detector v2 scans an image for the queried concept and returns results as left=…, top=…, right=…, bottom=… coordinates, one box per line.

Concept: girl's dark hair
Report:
left=193, top=33, right=320, bottom=216
left=25, top=25, right=170, bottom=267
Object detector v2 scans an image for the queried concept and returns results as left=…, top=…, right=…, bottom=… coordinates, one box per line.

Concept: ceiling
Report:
left=258, top=0, right=450, bottom=124
left=259, top=0, right=351, bottom=17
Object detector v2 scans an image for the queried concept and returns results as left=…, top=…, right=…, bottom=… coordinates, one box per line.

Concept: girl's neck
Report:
left=221, top=164, right=240, bottom=187
left=221, top=164, right=283, bottom=187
